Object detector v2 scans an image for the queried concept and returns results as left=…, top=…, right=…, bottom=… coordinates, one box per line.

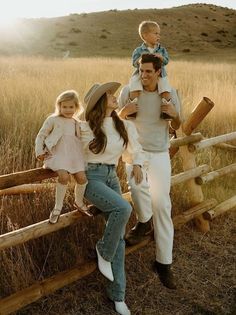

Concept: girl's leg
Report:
left=86, top=165, right=131, bottom=303
left=85, top=179, right=131, bottom=261
left=49, top=170, right=69, bottom=224
left=73, top=171, right=89, bottom=213
left=106, top=171, right=130, bottom=309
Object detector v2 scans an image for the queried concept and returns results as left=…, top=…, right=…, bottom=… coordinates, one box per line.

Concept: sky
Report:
left=0, top=0, right=235, bottom=20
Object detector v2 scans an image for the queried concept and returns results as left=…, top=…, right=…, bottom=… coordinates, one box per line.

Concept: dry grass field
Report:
left=0, top=53, right=235, bottom=314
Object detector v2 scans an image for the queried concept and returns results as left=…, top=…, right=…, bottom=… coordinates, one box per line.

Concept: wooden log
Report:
left=0, top=183, right=56, bottom=196
left=176, top=131, right=210, bottom=232
left=0, top=192, right=132, bottom=251
left=0, top=165, right=210, bottom=196
left=203, top=196, right=236, bottom=220
left=182, top=97, right=214, bottom=136
left=171, top=165, right=210, bottom=186
left=196, top=163, right=236, bottom=185
left=213, top=142, right=236, bottom=151
left=0, top=168, right=56, bottom=190
left=188, top=131, right=236, bottom=152
left=173, top=198, right=217, bottom=229
left=0, top=237, right=153, bottom=315
left=170, top=132, right=203, bottom=148
left=0, top=210, right=82, bottom=251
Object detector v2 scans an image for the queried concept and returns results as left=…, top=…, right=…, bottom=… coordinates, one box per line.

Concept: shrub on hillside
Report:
left=70, top=28, right=81, bottom=33
left=68, top=41, right=77, bottom=46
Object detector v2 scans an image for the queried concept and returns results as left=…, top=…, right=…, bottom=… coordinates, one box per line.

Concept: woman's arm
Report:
left=123, top=121, right=145, bottom=184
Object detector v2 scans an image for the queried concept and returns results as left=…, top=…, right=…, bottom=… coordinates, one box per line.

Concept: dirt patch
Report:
left=17, top=212, right=236, bottom=315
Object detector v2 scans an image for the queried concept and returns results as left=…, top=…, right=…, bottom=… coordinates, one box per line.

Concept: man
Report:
left=118, top=53, right=181, bottom=289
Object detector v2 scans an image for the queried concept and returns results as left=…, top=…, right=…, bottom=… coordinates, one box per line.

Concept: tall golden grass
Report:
left=0, top=56, right=235, bottom=299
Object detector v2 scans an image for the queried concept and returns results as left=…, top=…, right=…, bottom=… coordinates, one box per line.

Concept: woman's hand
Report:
left=119, top=101, right=138, bottom=119
left=37, top=152, right=51, bottom=161
left=131, top=165, right=143, bottom=185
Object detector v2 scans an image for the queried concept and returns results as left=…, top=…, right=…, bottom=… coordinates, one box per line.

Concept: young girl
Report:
left=35, top=90, right=91, bottom=224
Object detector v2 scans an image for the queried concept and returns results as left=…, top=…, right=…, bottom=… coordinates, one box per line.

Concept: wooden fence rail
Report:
left=188, top=131, right=236, bottom=152
left=196, top=163, right=236, bottom=185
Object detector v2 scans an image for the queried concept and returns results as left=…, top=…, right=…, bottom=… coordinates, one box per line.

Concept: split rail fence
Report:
left=0, top=96, right=236, bottom=315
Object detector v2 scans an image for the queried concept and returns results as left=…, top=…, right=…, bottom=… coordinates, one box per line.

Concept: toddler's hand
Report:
left=37, top=152, right=51, bottom=161
left=155, top=53, right=163, bottom=61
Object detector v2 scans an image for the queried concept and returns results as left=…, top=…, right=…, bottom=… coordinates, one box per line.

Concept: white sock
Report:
left=96, top=245, right=114, bottom=282
left=54, top=182, right=67, bottom=210
left=74, top=182, right=87, bottom=207
left=114, top=301, right=131, bottom=315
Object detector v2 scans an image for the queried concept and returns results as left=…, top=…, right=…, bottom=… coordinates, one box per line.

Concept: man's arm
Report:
left=170, top=112, right=181, bottom=130
left=117, top=86, right=138, bottom=119
left=161, top=89, right=182, bottom=130
left=170, top=89, right=182, bottom=130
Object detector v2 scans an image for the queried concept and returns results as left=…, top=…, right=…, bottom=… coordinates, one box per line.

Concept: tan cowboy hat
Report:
left=84, top=82, right=121, bottom=121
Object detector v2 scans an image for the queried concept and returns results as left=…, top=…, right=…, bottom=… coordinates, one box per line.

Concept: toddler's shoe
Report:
left=49, top=208, right=61, bottom=224
left=127, top=97, right=138, bottom=119
left=74, top=202, right=93, bottom=217
left=160, top=98, right=172, bottom=120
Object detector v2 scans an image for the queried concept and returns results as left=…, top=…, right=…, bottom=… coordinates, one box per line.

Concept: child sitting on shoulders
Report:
left=129, top=20, right=172, bottom=119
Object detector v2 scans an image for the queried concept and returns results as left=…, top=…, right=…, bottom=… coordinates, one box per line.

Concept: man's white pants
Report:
left=126, top=151, right=173, bottom=264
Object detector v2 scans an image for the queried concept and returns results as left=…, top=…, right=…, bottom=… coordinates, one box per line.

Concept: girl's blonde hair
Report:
left=54, top=90, right=80, bottom=116
left=138, top=21, right=159, bottom=41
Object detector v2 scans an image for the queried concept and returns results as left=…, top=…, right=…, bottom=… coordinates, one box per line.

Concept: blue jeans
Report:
left=85, top=163, right=132, bottom=301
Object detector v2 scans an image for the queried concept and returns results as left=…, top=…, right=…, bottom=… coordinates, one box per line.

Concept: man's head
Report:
left=139, top=53, right=162, bottom=90
left=138, top=21, right=160, bottom=47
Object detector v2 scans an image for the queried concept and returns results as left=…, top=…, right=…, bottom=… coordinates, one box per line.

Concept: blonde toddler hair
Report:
left=54, top=90, right=80, bottom=116
left=138, top=20, right=159, bottom=41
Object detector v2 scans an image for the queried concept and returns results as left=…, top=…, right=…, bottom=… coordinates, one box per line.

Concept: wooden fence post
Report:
left=177, top=97, right=214, bottom=232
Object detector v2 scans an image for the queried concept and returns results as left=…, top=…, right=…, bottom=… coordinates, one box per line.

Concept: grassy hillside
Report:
left=0, top=3, right=235, bottom=59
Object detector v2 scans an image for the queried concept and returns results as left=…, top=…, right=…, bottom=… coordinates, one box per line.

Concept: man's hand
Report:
left=119, top=100, right=139, bottom=119
left=154, top=53, right=164, bottom=62
left=160, top=102, right=178, bottom=119
left=131, top=165, right=143, bottom=185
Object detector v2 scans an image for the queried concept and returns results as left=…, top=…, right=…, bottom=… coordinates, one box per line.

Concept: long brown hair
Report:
left=88, top=94, right=128, bottom=154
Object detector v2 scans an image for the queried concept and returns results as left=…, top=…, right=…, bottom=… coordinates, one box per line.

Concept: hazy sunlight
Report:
left=0, top=15, right=17, bottom=29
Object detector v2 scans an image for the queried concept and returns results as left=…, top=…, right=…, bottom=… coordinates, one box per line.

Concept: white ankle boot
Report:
left=114, top=301, right=131, bottom=315
left=96, top=245, right=114, bottom=282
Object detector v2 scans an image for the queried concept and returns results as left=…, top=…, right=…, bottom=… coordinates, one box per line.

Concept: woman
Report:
left=80, top=82, right=144, bottom=315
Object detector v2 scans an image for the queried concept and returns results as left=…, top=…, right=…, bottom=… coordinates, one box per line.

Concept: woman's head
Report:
left=55, top=90, right=80, bottom=118
left=83, top=82, right=128, bottom=154
left=84, top=82, right=120, bottom=121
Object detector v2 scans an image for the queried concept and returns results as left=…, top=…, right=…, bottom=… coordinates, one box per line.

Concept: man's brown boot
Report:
left=153, top=261, right=177, bottom=290
left=125, top=219, right=153, bottom=246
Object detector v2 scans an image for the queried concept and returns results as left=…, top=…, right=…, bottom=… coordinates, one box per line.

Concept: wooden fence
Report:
left=0, top=96, right=236, bottom=315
